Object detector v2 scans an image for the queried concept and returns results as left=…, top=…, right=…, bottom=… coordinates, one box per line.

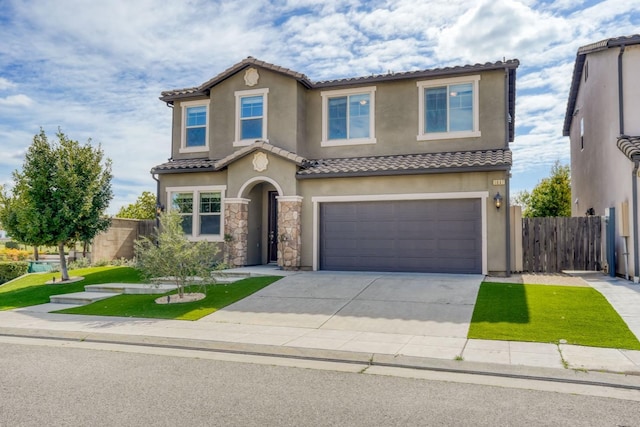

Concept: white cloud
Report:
left=0, top=77, right=16, bottom=90
left=0, top=0, right=638, bottom=210
left=0, top=94, right=33, bottom=107
left=435, top=0, right=571, bottom=65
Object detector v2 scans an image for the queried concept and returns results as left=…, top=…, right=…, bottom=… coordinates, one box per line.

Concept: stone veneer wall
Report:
left=224, top=199, right=249, bottom=267
left=277, top=197, right=302, bottom=270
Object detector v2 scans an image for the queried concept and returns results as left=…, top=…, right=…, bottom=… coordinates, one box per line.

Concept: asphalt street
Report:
left=1, top=339, right=638, bottom=426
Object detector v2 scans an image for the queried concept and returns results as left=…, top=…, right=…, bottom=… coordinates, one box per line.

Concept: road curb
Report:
left=2, top=327, right=638, bottom=391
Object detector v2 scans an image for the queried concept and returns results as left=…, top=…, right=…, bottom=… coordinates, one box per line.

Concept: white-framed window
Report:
left=180, top=100, right=209, bottom=153
left=417, top=75, right=481, bottom=141
left=321, top=86, right=376, bottom=147
left=166, top=185, right=226, bottom=241
left=234, top=88, right=268, bottom=146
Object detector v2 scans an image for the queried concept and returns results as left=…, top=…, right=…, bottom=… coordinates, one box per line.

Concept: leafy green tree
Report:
left=514, top=161, right=571, bottom=218
left=1, top=129, right=113, bottom=280
left=116, top=191, right=157, bottom=219
left=135, top=210, right=218, bottom=298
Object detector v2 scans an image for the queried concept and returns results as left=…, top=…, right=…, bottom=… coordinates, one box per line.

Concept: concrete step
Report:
left=211, top=272, right=251, bottom=284
left=50, top=291, right=121, bottom=305
left=85, top=283, right=177, bottom=295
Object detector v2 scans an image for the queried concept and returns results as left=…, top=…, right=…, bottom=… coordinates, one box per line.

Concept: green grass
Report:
left=0, top=266, right=142, bottom=311
left=55, top=276, right=281, bottom=321
left=469, top=282, right=640, bottom=350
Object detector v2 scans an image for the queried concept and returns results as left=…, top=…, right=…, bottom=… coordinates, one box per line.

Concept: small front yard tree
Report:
left=135, top=210, right=218, bottom=299
left=1, top=129, right=113, bottom=281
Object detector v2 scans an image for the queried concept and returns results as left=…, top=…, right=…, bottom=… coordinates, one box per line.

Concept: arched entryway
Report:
left=226, top=176, right=301, bottom=269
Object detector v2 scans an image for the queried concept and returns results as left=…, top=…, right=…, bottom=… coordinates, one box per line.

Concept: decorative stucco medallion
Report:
left=253, top=152, right=269, bottom=172
left=244, top=68, right=259, bottom=87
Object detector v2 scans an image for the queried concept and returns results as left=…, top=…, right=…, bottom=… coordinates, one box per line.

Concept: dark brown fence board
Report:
left=522, top=216, right=601, bottom=273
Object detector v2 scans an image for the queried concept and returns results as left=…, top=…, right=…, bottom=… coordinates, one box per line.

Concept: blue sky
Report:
left=0, top=0, right=639, bottom=214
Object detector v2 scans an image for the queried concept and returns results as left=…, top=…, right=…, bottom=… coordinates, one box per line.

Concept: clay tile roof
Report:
left=297, top=149, right=511, bottom=178
left=313, top=59, right=519, bottom=88
left=160, top=57, right=519, bottom=104
left=160, top=57, right=313, bottom=101
left=617, top=135, right=640, bottom=159
left=151, top=158, right=217, bottom=174
left=214, top=140, right=306, bottom=169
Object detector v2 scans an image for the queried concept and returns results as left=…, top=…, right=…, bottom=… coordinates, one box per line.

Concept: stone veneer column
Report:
left=224, top=198, right=249, bottom=267
left=277, top=196, right=303, bottom=270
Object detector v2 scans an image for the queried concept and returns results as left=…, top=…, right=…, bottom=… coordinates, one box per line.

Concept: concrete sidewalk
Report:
left=1, top=269, right=639, bottom=381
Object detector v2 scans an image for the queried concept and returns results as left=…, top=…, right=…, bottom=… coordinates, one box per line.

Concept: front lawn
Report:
left=0, top=266, right=142, bottom=311
left=469, top=282, right=640, bottom=350
left=55, top=276, right=281, bottom=321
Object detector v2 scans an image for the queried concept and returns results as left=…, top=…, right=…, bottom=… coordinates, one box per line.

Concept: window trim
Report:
left=180, top=100, right=210, bottom=153
left=166, top=185, right=226, bottom=242
left=321, top=86, right=376, bottom=147
left=417, top=75, right=481, bottom=141
left=234, top=88, right=269, bottom=147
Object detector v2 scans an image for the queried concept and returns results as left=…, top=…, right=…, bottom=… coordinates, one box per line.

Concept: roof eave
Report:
left=296, top=164, right=511, bottom=180
left=151, top=166, right=217, bottom=175
left=159, top=91, right=209, bottom=103
left=313, top=60, right=519, bottom=89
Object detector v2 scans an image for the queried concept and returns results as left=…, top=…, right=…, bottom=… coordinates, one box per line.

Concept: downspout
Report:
left=618, top=45, right=625, bottom=135
left=618, top=45, right=638, bottom=281
left=152, top=173, right=161, bottom=229
left=633, top=159, right=639, bottom=282
left=504, top=67, right=512, bottom=277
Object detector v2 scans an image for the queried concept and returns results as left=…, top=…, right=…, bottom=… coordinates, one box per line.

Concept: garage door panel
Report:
left=320, top=199, right=482, bottom=274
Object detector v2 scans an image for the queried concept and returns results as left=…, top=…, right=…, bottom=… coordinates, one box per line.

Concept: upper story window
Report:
left=417, top=75, right=481, bottom=141
left=167, top=185, right=226, bottom=241
left=180, top=100, right=209, bottom=153
left=321, top=86, right=376, bottom=147
left=235, top=88, right=268, bottom=146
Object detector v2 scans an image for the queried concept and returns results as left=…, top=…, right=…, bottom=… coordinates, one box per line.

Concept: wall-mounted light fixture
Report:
left=156, top=203, right=165, bottom=216
left=494, top=192, right=503, bottom=210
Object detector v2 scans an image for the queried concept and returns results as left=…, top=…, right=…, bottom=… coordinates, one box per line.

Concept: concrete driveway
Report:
left=204, top=272, right=483, bottom=338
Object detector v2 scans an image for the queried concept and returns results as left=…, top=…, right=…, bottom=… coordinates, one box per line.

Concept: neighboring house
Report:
left=152, top=57, right=519, bottom=275
left=563, top=34, right=640, bottom=281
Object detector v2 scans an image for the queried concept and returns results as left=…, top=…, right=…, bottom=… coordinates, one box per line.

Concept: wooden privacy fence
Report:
left=522, top=216, right=602, bottom=273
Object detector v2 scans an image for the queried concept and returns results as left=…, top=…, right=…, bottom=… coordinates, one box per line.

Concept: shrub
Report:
left=0, top=262, right=29, bottom=284
left=68, top=258, right=91, bottom=270
left=4, top=241, right=20, bottom=249
left=0, top=248, right=30, bottom=261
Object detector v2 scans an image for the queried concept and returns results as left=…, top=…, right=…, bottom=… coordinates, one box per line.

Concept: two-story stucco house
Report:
left=563, top=35, right=640, bottom=281
left=152, top=57, right=519, bottom=275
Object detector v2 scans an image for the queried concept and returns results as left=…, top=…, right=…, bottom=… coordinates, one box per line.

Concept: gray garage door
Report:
left=319, top=199, right=482, bottom=274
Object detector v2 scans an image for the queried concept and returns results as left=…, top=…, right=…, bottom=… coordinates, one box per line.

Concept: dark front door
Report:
left=267, top=191, right=278, bottom=263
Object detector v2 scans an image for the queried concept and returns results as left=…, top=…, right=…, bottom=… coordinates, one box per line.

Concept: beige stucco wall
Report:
left=157, top=162, right=510, bottom=273
left=171, top=68, right=304, bottom=160
left=569, top=45, right=640, bottom=277
left=227, top=153, right=299, bottom=198
left=297, top=171, right=509, bottom=273
left=301, top=69, right=508, bottom=159
left=169, top=66, right=509, bottom=163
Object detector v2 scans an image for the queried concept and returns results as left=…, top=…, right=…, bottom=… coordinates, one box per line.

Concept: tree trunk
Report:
left=58, top=242, right=69, bottom=281
left=33, top=246, right=39, bottom=261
